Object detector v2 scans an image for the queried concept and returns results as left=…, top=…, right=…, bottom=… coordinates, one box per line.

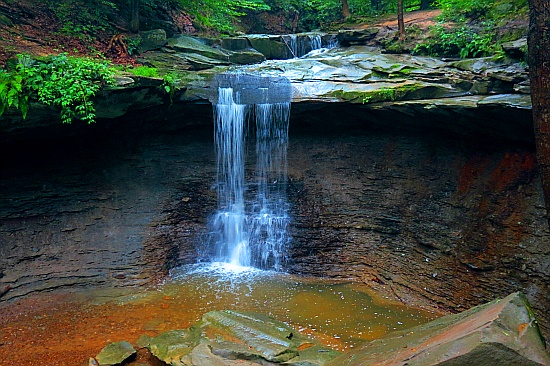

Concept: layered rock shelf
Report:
left=0, top=32, right=532, bottom=143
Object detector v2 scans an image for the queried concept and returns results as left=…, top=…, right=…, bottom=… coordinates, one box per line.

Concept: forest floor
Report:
left=372, top=9, right=442, bottom=27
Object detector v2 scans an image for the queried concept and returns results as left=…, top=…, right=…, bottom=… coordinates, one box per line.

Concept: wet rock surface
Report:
left=283, top=129, right=550, bottom=344
left=135, top=310, right=339, bottom=365
left=95, top=341, right=136, bottom=366
left=0, top=117, right=549, bottom=345
left=328, top=292, right=550, bottom=366
left=0, top=129, right=215, bottom=301
left=0, top=44, right=533, bottom=144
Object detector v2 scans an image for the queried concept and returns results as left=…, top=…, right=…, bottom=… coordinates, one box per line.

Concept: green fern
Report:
left=0, top=53, right=114, bottom=124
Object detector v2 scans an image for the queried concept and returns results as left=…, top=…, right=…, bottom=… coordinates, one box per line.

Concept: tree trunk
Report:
left=420, top=0, right=431, bottom=10
left=397, top=0, right=405, bottom=40
left=370, top=0, right=382, bottom=11
left=130, top=0, right=139, bottom=33
left=528, top=0, right=550, bottom=227
left=342, top=0, right=350, bottom=19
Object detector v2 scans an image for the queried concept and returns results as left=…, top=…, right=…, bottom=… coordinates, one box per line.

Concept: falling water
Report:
left=283, top=33, right=336, bottom=58
left=208, top=74, right=292, bottom=270
left=212, top=87, right=250, bottom=266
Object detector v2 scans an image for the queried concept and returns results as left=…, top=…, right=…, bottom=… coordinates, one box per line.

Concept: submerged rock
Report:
left=144, top=310, right=340, bottom=366
left=327, top=292, right=550, bottom=366
left=147, top=329, right=201, bottom=365
left=201, top=310, right=300, bottom=362
left=95, top=341, right=136, bottom=366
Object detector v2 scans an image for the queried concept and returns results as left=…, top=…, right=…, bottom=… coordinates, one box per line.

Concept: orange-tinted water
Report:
left=0, top=264, right=437, bottom=366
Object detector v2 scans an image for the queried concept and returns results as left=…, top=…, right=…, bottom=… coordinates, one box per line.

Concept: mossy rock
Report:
left=147, top=329, right=201, bottom=366
left=95, top=341, right=136, bottom=366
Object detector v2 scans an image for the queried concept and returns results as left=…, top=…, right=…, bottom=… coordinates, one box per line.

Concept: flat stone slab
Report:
left=327, top=292, right=550, bottom=366
left=95, top=341, right=136, bottom=366
left=144, top=310, right=340, bottom=366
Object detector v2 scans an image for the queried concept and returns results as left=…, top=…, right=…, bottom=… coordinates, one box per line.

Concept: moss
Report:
left=361, top=83, right=426, bottom=104
left=331, top=90, right=371, bottom=103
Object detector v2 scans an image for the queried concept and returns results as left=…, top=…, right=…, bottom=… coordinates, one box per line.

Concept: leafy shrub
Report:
left=162, top=72, right=181, bottom=105
left=45, top=0, right=118, bottom=39
left=0, top=69, right=29, bottom=118
left=437, top=0, right=528, bottom=22
left=413, top=24, right=496, bottom=58
left=0, top=54, right=114, bottom=124
left=178, top=0, right=270, bottom=34
left=436, top=0, right=493, bottom=20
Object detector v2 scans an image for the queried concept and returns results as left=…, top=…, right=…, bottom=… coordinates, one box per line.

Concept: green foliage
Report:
left=125, top=37, right=142, bottom=56
left=0, top=54, right=114, bottom=124
left=178, top=0, right=270, bottom=34
left=162, top=72, right=181, bottom=105
left=128, top=66, right=160, bottom=77
left=0, top=69, right=29, bottom=119
left=413, top=24, right=496, bottom=58
left=45, top=0, right=118, bottom=39
left=437, top=0, right=528, bottom=22
left=436, top=0, right=493, bottom=20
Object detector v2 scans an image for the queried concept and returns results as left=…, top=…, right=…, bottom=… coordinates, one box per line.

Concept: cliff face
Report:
left=283, top=123, right=549, bottom=341
left=3, top=102, right=548, bottom=341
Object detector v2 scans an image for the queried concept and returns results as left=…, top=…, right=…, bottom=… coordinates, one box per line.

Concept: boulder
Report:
left=227, top=48, right=266, bottom=65
left=201, top=310, right=301, bottom=362
left=180, top=53, right=230, bottom=70
left=167, top=35, right=229, bottom=61
left=246, top=34, right=291, bottom=59
left=147, top=329, right=201, bottom=366
left=327, top=292, right=550, bottom=366
left=220, top=37, right=251, bottom=51
left=136, top=52, right=193, bottom=73
left=501, top=37, right=527, bottom=60
left=95, top=341, right=136, bottom=366
left=138, top=29, right=168, bottom=53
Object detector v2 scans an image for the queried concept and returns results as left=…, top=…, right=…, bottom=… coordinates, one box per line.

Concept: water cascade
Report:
left=208, top=74, right=292, bottom=270
left=282, top=33, right=326, bottom=58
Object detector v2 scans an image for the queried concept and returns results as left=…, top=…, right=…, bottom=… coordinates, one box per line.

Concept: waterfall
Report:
left=208, top=74, right=292, bottom=270
left=212, top=87, right=250, bottom=266
left=282, top=33, right=337, bottom=58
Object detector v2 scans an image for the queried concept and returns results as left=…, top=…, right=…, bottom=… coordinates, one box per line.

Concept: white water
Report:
left=212, top=87, right=250, bottom=266
left=210, top=77, right=291, bottom=270
left=283, top=34, right=337, bottom=58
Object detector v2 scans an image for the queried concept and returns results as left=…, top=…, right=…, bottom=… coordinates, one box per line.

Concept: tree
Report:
left=528, top=0, right=550, bottom=227
left=371, top=0, right=382, bottom=11
left=397, top=0, right=405, bottom=40
left=420, top=0, right=431, bottom=10
left=130, top=0, right=139, bottom=33
left=342, top=0, right=350, bottom=19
